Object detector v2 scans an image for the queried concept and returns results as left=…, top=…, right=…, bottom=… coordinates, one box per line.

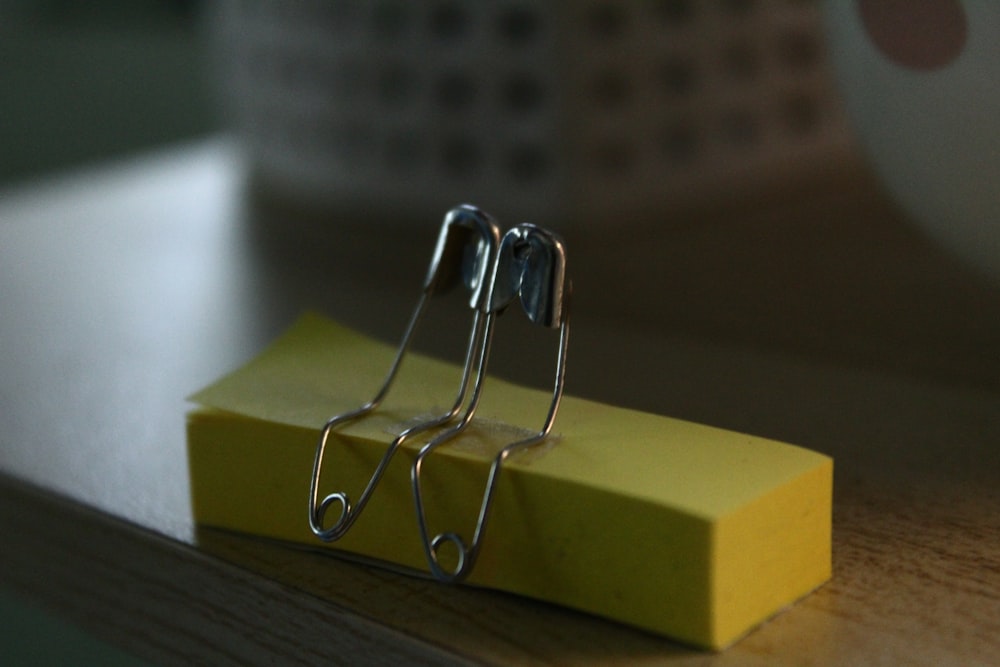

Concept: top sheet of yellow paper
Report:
left=191, top=313, right=825, bottom=519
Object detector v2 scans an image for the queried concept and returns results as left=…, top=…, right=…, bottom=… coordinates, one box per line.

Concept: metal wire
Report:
left=308, top=205, right=501, bottom=542
left=411, top=223, right=571, bottom=582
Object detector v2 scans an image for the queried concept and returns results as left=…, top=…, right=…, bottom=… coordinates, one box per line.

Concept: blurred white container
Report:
left=214, top=0, right=851, bottom=227
left=824, top=1, right=1000, bottom=280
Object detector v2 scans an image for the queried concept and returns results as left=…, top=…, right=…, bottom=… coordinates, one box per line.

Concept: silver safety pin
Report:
left=308, top=205, right=502, bottom=542
left=411, top=222, right=571, bottom=582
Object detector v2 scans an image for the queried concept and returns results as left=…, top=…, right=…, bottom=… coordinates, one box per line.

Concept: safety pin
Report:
left=411, top=222, right=571, bottom=582
left=309, top=205, right=502, bottom=541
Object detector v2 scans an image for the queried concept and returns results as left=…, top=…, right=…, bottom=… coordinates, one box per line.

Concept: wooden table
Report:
left=1, top=138, right=998, bottom=665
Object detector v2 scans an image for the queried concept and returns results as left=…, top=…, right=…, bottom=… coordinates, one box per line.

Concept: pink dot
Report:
left=858, top=0, right=967, bottom=70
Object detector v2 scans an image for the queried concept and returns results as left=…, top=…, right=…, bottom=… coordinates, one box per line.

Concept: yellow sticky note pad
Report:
left=187, top=313, right=832, bottom=649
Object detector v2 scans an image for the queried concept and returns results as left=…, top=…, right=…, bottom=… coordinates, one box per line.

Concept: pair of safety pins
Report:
left=308, top=204, right=571, bottom=583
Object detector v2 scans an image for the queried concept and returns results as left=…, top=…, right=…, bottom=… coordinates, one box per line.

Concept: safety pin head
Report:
left=491, top=223, right=569, bottom=328
left=425, top=205, right=502, bottom=310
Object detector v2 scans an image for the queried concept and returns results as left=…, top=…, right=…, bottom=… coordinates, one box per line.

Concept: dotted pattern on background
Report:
left=572, top=0, right=836, bottom=185
left=223, top=0, right=848, bottom=215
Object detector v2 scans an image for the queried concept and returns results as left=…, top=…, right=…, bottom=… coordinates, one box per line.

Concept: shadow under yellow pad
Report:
left=187, top=314, right=832, bottom=649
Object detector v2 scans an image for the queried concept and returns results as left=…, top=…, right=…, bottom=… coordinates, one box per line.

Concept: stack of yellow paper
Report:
left=187, top=314, right=832, bottom=648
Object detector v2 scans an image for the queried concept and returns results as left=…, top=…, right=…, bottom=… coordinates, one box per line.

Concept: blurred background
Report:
left=1, top=0, right=850, bottom=206
left=207, top=0, right=854, bottom=225
left=0, top=0, right=216, bottom=185
left=2, top=0, right=998, bottom=394
left=1, top=4, right=199, bottom=664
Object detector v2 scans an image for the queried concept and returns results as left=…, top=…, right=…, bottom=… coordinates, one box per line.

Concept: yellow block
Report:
left=187, top=313, right=832, bottom=649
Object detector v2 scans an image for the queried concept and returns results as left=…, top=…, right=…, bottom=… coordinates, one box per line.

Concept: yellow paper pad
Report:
left=187, top=314, right=832, bottom=648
